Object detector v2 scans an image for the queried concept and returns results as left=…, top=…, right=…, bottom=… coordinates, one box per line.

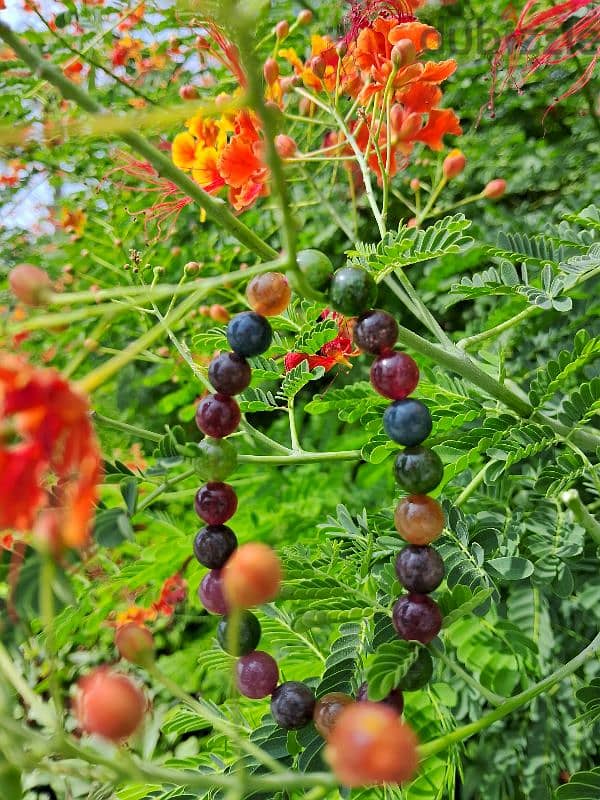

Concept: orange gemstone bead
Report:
left=394, top=495, right=445, bottom=545
left=313, top=692, right=353, bottom=738
left=246, top=272, right=291, bottom=316
left=223, top=542, right=282, bottom=608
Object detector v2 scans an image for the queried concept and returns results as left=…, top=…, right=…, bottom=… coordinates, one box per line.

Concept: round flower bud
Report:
left=483, top=178, right=507, bottom=199
left=9, top=264, right=52, bottom=306
left=443, top=149, right=466, bottom=179
left=263, top=57, right=279, bottom=85
left=179, top=84, right=198, bottom=101
left=391, top=39, right=416, bottom=68
left=275, top=134, right=298, bottom=159
left=115, top=624, right=154, bottom=667
left=275, top=20, right=289, bottom=39
left=297, top=9, right=313, bottom=25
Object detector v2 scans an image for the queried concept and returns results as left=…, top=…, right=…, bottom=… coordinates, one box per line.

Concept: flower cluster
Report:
left=0, top=354, right=102, bottom=550
left=172, top=108, right=269, bottom=212
left=170, top=3, right=460, bottom=213
left=284, top=310, right=360, bottom=372
left=115, top=570, right=188, bottom=627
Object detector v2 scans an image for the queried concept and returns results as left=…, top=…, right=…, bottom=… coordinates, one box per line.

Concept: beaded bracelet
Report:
left=191, top=255, right=446, bottom=747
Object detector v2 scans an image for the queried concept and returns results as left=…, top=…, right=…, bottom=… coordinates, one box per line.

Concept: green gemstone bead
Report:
left=329, top=267, right=377, bottom=316
left=217, top=611, right=262, bottom=656
left=296, top=249, right=333, bottom=292
left=396, top=648, right=434, bottom=691
left=393, top=446, right=444, bottom=494
left=195, top=437, right=238, bottom=481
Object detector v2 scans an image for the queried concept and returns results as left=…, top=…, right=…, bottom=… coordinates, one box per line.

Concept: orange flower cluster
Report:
left=169, top=6, right=460, bottom=212
left=172, top=108, right=269, bottom=212
left=115, top=570, right=188, bottom=627
left=0, top=354, right=102, bottom=549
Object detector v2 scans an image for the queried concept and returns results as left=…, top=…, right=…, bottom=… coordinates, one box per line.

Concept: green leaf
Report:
left=555, top=768, right=600, bottom=799
left=365, top=640, right=418, bottom=700
left=486, top=557, right=534, bottom=581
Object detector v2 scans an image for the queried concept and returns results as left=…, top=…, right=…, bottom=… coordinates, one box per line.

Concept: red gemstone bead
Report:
left=195, top=394, right=241, bottom=438
left=194, top=482, right=238, bottom=525
left=236, top=651, right=279, bottom=698
left=392, top=594, right=442, bottom=644
left=370, top=352, right=419, bottom=400
left=198, top=569, right=229, bottom=615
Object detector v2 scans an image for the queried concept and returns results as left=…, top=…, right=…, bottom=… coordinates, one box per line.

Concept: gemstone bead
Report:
left=396, top=648, right=434, bottom=691
left=246, top=272, right=291, bottom=316
left=356, top=682, right=404, bottom=714
left=195, top=438, right=238, bottom=481
left=371, top=352, right=419, bottom=400
left=271, top=681, right=316, bottom=730
left=194, top=482, right=238, bottom=525
left=208, top=352, right=251, bottom=395
left=227, top=311, right=272, bottom=357
left=353, top=310, right=398, bottom=354
left=383, top=399, right=432, bottom=446
left=297, top=249, right=333, bottom=291
left=313, top=692, right=353, bottom=738
left=326, top=703, right=419, bottom=786
left=329, top=267, right=377, bottom=316
left=223, top=543, right=282, bottom=608
left=236, top=651, right=279, bottom=699
left=195, top=394, right=241, bottom=439
left=392, top=594, right=442, bottom=644
left=393, top=446, right=444, bottom=494
left=394, top=495, right=445, bottom=545
left=395, top=545, right=445, bottom=593
left=198, top=569, right=229, bottom=615
left=217, top=611, right=261, bottom=656
left=193, top=525, right=237, bottom=569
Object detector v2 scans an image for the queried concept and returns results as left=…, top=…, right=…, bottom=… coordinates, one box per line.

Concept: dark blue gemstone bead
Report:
left=383, top=399, right=432, bottom=446
left=227, top=312, right=272, bottom=357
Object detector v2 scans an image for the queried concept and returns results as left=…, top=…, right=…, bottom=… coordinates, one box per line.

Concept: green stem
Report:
left=0, top=20, right=278, bottom=262
left=435, top=648, right=503, bottom=706
left=458, top=307, right=536, bottom=351
left=40, top=557, right=61, bottom=714
left=561, top=489, right=600, bottom=546
left=388, top=272, right=453, bottom=347
left=136, top=468, right=197, bottom=512
left=455, top=462, right=490, bottom=507
left=93, top=412, right=162, bottom=442
left=147, top=664, right=287, bottom=775
left=0, top=642, right=54, bottom=726
left=393, top=322, right=600, bottom=453
left=418, top=175, right=448, bottom=225
left=238, top=449, right=361, bottom=465
left=420, top=631, right=600, bottom=758
left=288, top=398, right=301, bottom=452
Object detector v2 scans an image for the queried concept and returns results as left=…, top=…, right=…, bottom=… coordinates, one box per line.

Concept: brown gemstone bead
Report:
left=394, top=494, right=445, bottom=545
left=246, top=272, right=291, bottom=316
left=313, top=692, right=353, bottom=738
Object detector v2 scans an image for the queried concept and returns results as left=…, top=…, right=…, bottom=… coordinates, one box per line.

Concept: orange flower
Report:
left=414, top=108, right=462, bottom=150
left=192, top=148, right=226, bottom=193
left=172, top=132, right=197, bottom=170
left=60, top=207, right=86, bottom=237
left=0, top=354, right=102, bottom=549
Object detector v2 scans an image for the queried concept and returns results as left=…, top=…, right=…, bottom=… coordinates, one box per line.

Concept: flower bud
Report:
left=410, top=178, right=420, bottom=191
left=263, top=57, right=279, bottom=85
left=115, top=624, right=155, bottom=667
left=9, top=264, right=53, bottom=306
left=336, top=40, right=348, bottom=57
left=483, top=178, right=507, bottom=199
left=443, top=149, right=466, bottom=179
left=407, top=218, right=418, bottom=228
left=275, top=20, right=289, bottom=39
left=297, top=9, right=313, bottom=25
left=309, top=55, right=326, bottom=79
left=391, top=39, right=416, bottom=68
left=209, top=304, right=230, bottom=323
left=275, top=134, right=298, bottom=158
left=179, top=84, right=198, bottom=101
left=399, top=113, right=422, bottom=140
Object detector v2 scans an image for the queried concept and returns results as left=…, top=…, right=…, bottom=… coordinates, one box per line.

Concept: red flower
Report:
left=284, top=311, right=360, bottom=372
left=0, top=354, right=102, bottom=549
